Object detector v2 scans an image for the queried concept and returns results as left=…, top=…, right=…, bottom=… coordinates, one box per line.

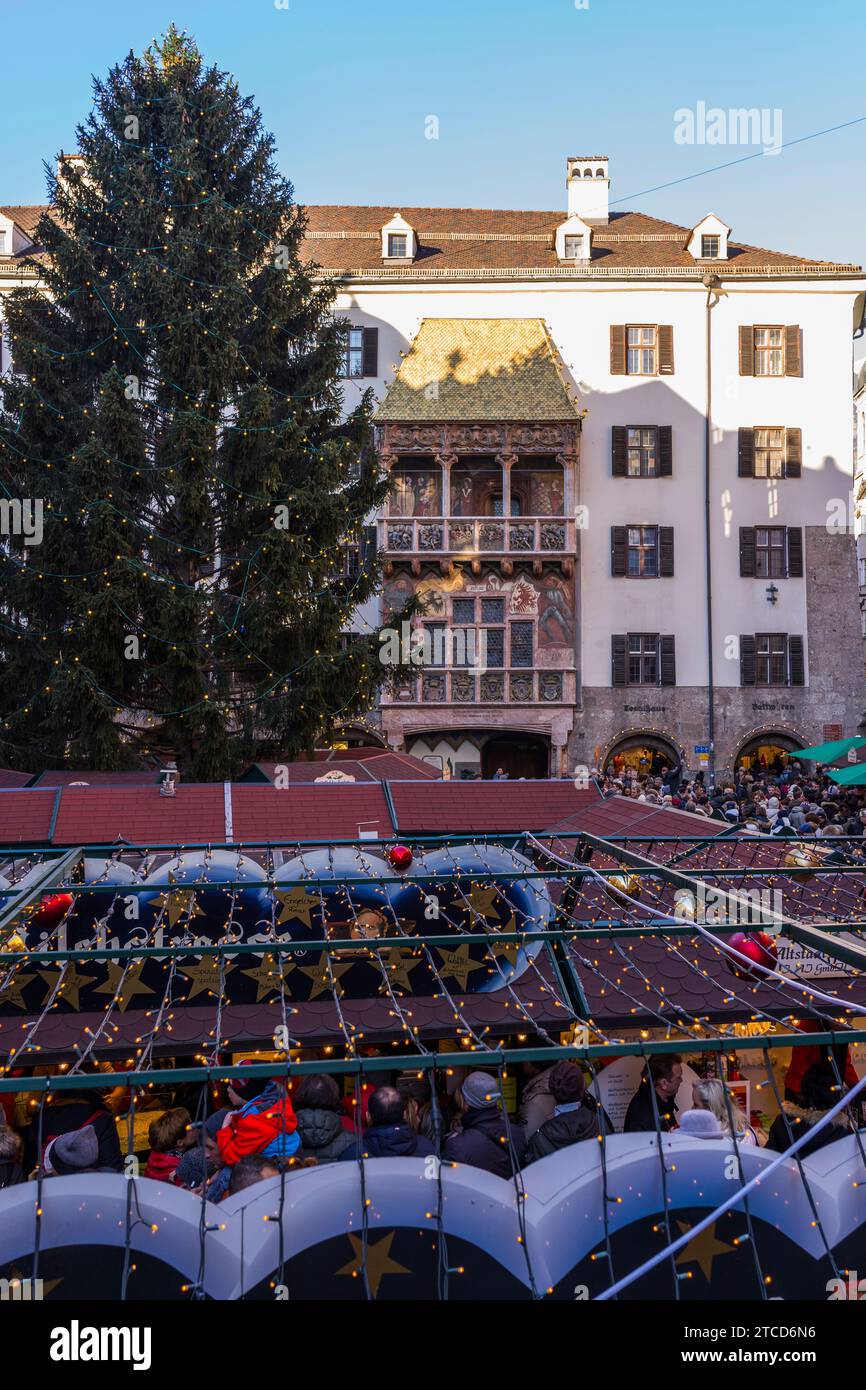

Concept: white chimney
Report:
left=566, top=156, right=610, bottom=225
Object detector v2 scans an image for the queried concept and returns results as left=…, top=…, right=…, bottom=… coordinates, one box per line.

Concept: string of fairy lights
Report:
left=2, top=829, right=866, bottom=1297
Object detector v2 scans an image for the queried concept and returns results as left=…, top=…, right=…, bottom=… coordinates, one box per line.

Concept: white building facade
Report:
left=3, top=157, right=864, bottom=783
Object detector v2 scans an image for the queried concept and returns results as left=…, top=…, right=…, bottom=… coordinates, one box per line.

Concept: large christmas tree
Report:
left=0, top=26, right=389, bottom=779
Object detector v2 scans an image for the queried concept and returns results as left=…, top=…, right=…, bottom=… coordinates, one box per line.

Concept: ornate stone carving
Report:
left=509, top=673, right=533, bottom=702
left=384, top=424, right=444, bottom=452
left=509, top=524, right=534, bottom=551
left=479, top=523, right=505, bottom=550
left=449, top=522, right=474, bottom=550
left=418, top=525, right=443, bottom=550
left=451, top=673, right=475, bottom=703
left=540, top=672, right=564, bottom=702
left=447, top=423, right=505, bottom=452
left=480, top=674, right=505, bottom=702
left=387, top=525, right=414, bottom=551
left=422, top=674, right=446, bottom=702
left=540, top=523, right=566, bottom=550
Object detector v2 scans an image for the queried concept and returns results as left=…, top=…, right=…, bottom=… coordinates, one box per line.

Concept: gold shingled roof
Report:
left=374, top=318, right=580, bottom=422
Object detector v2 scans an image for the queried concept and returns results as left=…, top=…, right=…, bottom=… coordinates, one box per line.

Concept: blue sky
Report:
left=3, top=0, right=865, bottom=266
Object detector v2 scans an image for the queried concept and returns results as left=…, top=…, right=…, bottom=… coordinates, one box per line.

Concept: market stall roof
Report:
left=827, top=763, right=866, bottom=787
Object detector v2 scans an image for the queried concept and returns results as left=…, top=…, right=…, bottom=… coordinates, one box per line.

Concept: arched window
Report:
left=583, top=168, right=592, bottom=178
left=595, top=167, right=605, bottom=178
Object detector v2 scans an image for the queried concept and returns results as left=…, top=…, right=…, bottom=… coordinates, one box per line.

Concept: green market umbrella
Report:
left=827, top=762, right=866, bottom=786
left=795, top=736, right=866, bottom=764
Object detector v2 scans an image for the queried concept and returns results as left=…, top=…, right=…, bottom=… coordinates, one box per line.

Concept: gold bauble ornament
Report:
left=672, top=889, right=697, bottom=921
left=606, top=873, right=642, bottom=902
left=784, top=847, right=819, bottom=881
left=3, top=932, right=27, bottom=951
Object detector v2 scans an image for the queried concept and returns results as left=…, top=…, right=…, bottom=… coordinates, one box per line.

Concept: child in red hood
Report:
left=145, top=1106, right=191, bottom=1182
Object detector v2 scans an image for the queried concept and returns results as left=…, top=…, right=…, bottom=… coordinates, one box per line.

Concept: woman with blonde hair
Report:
left=691, top=1079, right=758, bottom=1145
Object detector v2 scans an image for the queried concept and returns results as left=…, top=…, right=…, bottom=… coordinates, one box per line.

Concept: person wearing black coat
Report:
left=623, top=1055, right=683, bottom=1134
left=525, top=1061, right=612, bottom=1163
left=22, top=1089, right=123, bottom=1174
left=294, top=1074, right=355, bottom=1163
left=442, top=1071, right=527, bottom=1178
left=338, top=1086, right=435, bottom=1161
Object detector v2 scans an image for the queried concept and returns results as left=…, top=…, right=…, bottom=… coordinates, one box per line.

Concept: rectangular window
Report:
left=484, top=628, right=505, bottom=668
left=626, top=325, right=657, bottom=376
left=452, top=598, right=475, bottom=625
left=481, top=597, right=504, bottom=624
left=626, top=525, right=659, bottom=577
left=755, top=527, right=786, bottom=578
left=387, top=233, right=407, bottom=257
left=564, top=234, right=585, bottom=259
left=701, top=234, right=720, bottom=258
left=424, top=623, right=447, bottom=667
left=510, top=621, right=534, bottom=668
left=627, top=427, right=659, bottom=477
left=340, top=326, right=365, bottom=378
left=756, top=633, right=787, bottom=685
left=754, top=326, right=784, bottom=377
left=754, top=427, right=785, bottom=478
left=627, top=633, right=659, bottom=685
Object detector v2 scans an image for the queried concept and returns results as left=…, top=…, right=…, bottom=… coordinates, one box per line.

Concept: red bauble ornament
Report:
left=725, top=931, right=778, bottom=981
left=29, top=892, right=74, bottom=932
left=387, top=844, right=413, bottom=873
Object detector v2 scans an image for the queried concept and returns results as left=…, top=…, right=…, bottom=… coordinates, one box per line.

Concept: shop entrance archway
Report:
left=604, top=732, right=681, bottom=778
left=735, top=732, right=804, bottom=775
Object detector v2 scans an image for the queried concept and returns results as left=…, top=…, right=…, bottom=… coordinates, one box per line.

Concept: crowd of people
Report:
left=0, top=1045, right=860, bottom=1197
left=599, top=757, right=866, bottom=844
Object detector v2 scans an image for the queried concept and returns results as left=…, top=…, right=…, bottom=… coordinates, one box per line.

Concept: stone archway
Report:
left=734, top=729, right=805, bottom=774
left=603, top=730, right=683, bottom=778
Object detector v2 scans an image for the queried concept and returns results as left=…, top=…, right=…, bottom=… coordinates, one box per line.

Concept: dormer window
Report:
left=555, top=213, right=592, bottom=263
left=564, top=234, right=586, bottom=259
left=381, top=213, right=416, bottom=262
left=687, top=214, right=730, bottom=262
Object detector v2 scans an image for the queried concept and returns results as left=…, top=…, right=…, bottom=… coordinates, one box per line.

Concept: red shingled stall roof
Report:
left=51, top=784, right=227, bottom=846
left=0, top=769, right=33, bottom=789
left=390, top=779, right=603, bottom=833
left=29, top=769, right=163, bottom=789
left=0, top=788, right=56, bottom=843
left=243, top=752, right=440, bottom=784
left=231, top=783, right=393, bottom=842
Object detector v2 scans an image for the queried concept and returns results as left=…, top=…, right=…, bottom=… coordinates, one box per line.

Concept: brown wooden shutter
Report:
left=740, top=635, right=756, bottom=685
left=785, top=427, right=802, bottom=478
left=362, top=327, right=378, bottom=377
left=660, top=635, right=676, bottom=685
left=789, top=634, right=805, bottom=685
left=786, top=527, right=803, bottom=578
left=739, top=526, right=756, bottom=578
left=611, top=526, right=627, bottom=577
left=659, top=527, right=674, bottom=577
left=612, top=426, right=628, bottom=476
left=738, top=427, right=755, bottom=478
left=658, top=426, right=673, bottom=476
left=612, top=634, right=627, bottom=686
left=739, top=325, right=754, bottom=376
left=785, top=325, right=802, bottom=377
left=610, top=325, right=627, bottom=375
left=658, top=325, right=674, bottom=375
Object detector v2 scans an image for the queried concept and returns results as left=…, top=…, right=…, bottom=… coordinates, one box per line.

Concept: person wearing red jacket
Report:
left=785, top=1027, right=859, bottom=1102
left=216, top=1074, right=300, bottom=1166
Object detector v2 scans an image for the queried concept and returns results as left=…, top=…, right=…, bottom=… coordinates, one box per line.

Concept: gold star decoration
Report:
left=335, top=1231, right=410, bottom=1299
left=468, top=884, right=501, bottom=920
left=37, top=965, right=94, bottom=1011
left=242, top=954, right=288, bottom=1003
left=674, top=1220, right=737, bottom=1283
left=0, top=972, right=37, bottom=1010
left=179, top=957, right=235, bottom=1000
left=292, top=955, right=354, bottom=999
left=490, top=911, right=522, bottom=967
left=154, top=872, right=207, bottom=930
left=434, top=944, right=486, bottom=991
left=273, top=887, right=319, bottom=928
left=93, top=960, right=153, bottom=1013
left=379, top=947, right=423, bottom=992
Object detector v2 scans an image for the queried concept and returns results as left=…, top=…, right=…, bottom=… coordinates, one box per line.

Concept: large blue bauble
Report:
left=64, top=857, right=144, bottom=942
left=269, top=847, right=411, bottom=999
left=390, top=842, right=552, bottom=993
left=142, top=850, right=271, bottom=941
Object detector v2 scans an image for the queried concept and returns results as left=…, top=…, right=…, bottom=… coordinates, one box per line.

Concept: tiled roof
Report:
left=390, top=779, right=601, bottom=833
left=374, top=318, right=580, bottom=423
left=50, top=785, right=227, bottom=846
left=231, top=784, right=392, bottom=842
left=243, top=752, right=440, bottom=784
left=0, top=788, right=56, bottom=842
left=30, top=769, right=163, bottom=789
left=302, top=206, right=860, bottom=276
left=0, top=204, right=49, bottom=241
left=0, top=769, right=33, bottom=789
